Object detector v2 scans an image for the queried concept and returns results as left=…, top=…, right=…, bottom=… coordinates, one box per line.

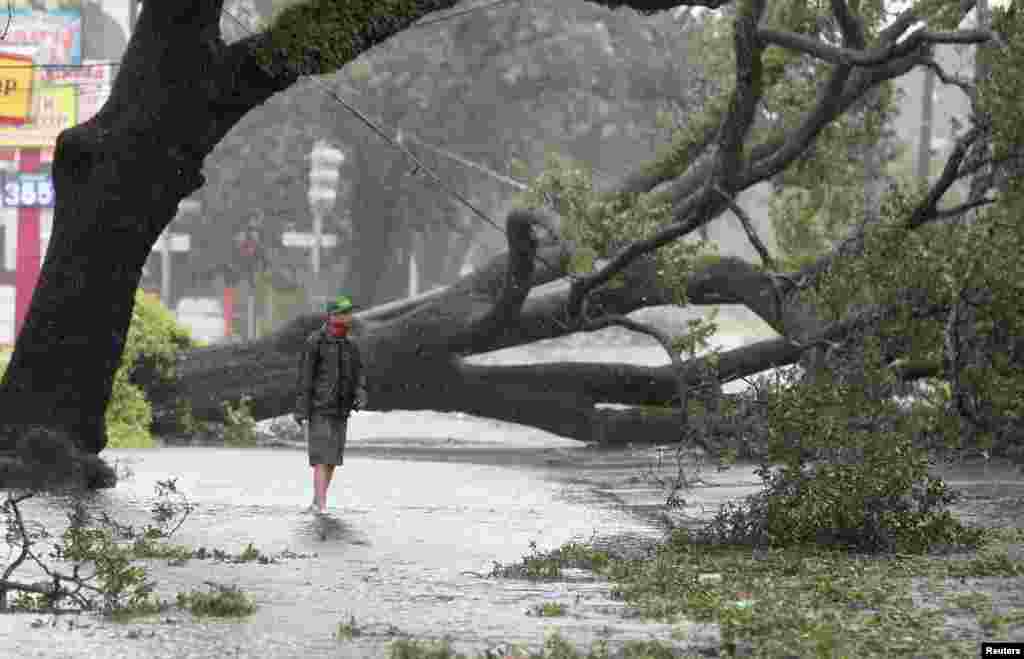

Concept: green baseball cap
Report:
left=325, top=295, right=356, bottom=314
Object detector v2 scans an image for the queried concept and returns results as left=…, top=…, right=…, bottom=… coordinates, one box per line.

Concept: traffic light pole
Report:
left=312, top=207, right=322, bottom=310
left=247, top=278, right=256, bottom=340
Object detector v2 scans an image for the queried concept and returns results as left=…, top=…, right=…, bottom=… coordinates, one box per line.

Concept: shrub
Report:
left=176, top=582, right=256, bottom=617
left=694, top=350, right=986, bottom=554
left=109, top=290, right=199, bottom=448
left=221, top=395, right=257, bottom=446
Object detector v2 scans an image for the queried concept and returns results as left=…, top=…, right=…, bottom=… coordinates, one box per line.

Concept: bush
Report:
left=107, top=290, right=199, bottom=448
left=221, top=395, right=257, bottom=446
left=694, top=352, right=985, bottom=554
left=176, top=583, right=256, bottom=617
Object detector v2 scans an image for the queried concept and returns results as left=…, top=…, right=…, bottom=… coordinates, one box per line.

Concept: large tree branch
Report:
left=878, top=1, right=977, bottom=45
left=567, top=0, right=766, bottom=324
left=921, top=57, right=976, bottom=102
left=545, top=0, right=996, bottom=393
left=619, top=117, right=721, bottom=196
left=573, top=312, right=705, bottom=443
left=758, top=27, right=994, bottom=68
left=714, top=0, right=766, bottom=192
left=830, top=0, right=866, bottom=49
left=741, top=60, right=853, bottom=184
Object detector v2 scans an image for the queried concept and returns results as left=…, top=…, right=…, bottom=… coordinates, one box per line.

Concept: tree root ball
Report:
left=0, top=425, right=117, bottom=491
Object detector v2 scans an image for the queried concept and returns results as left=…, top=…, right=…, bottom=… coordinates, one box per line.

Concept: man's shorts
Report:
left=307, top=414, right=348, bottom=466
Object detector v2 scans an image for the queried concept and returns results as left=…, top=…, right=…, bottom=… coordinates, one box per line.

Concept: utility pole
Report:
left=862, top=87, right=884, bottom=227
left=915, top=68, right=936, bottom=186
left=409, top=231, right=420, bottom=297
left=976, top=0, right=991, bottom=85
left=129, top=0, right=139, bottom=35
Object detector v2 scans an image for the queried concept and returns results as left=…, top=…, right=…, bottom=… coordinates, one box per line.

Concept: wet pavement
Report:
left=3, top=313, right=1016, bottom=657
left=0, top=438, right=763, bottom=659
left=0, top=311, right=776, bottom=658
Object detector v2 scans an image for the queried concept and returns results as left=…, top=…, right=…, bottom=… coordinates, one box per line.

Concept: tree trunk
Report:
left=0, top=0, right=469, bottom=488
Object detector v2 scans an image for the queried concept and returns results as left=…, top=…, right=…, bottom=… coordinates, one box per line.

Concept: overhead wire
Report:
left=0, top=3, right=580, bottom=305
left=219, top=3, right=573, bottom=283
left=409, top=0, right=522, bottom=28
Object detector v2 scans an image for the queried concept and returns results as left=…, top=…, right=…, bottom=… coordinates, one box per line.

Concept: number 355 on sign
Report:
left=0, top=173, right=55, bottom=208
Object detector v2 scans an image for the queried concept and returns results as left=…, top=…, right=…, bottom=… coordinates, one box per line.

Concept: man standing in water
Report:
left=294, top=294, right=368, bottom=514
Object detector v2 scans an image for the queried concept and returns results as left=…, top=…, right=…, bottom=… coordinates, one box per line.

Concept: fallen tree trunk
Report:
left=139, top=210, right=918, bottom=446
left=142, top=213, right=685, bottom=442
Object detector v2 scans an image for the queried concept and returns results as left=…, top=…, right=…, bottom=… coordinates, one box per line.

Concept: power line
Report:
left=0, top=4, right=572, bottom=295
left=397, top=131, right=528, bottom=191
left=409, top=0, right=522, bottom=28
left=218, top=5, right=569, bottom=283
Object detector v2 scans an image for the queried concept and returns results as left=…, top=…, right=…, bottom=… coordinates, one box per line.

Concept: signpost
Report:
left=282, top=231, right=337, bottom=310
left=307, top=140, right=344, bottom=311
left=153, top=232, right=190, bottom=309
left=1, top=172, right=54, bottom=207
left=282, top=232, right=338, bottom=249
left=235, top=224, right=263, bottom=340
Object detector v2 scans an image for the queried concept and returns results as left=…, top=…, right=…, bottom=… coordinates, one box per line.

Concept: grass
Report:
left=488, top=540, right=613, bottom=580
left=176, top=582, right=256, bottom=618
left=376, top=526, right=1024, bottom=658
left=129, top=537, right=287, bottom=565
left=529, top=601, right=568, bottom=617
left=336, top=614, right=364, bottom=640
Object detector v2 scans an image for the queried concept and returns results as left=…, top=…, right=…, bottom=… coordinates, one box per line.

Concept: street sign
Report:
left=0, top=50, right=34, bottom=124
left=153, top=232, right=190, bottom=310
left=0, top=172, right=54, bottom=207
left=154, top=233, right=190, bottom=252
left=0, top=83, right=78, bottom=148
left=282, top=231, right=337, bottom=248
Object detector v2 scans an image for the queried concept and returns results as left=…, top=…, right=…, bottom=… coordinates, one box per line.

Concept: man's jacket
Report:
left=294, top=326, right=366, bottom=418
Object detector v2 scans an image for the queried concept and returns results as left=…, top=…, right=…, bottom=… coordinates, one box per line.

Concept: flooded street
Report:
left=4, top=318, right=1011, bottom=657
left=0, top=313, right=773, bottom=658
left=0, top=437, right=766, bottom=659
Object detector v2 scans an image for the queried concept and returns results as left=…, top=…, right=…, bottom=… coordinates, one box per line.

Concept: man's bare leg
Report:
left=312, top=464, right=329, bottom=512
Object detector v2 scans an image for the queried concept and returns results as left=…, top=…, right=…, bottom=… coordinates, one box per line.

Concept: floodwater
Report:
left=0, top=442, right=766, bottom=659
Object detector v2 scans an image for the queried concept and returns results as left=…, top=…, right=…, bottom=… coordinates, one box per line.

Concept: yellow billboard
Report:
left=0, top=52, right=34, bottom=124
left=0, top=83, right=77, bottom=147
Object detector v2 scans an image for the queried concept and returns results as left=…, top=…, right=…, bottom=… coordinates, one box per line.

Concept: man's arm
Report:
left=294, top=338, right=316, bottom=420
left=352, top=344, right=368, bottom=410
left=355, top=368, right=368, bottom=409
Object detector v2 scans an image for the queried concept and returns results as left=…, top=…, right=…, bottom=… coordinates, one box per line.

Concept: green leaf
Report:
left=569, top=247, right=598, bottom=275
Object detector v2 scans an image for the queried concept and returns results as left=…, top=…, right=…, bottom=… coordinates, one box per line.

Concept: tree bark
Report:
left=0, top=0, right=469, bottom=478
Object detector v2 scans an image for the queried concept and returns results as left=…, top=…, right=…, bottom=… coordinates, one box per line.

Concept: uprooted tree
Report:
left=1, top=0, right=1022, bottom=498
